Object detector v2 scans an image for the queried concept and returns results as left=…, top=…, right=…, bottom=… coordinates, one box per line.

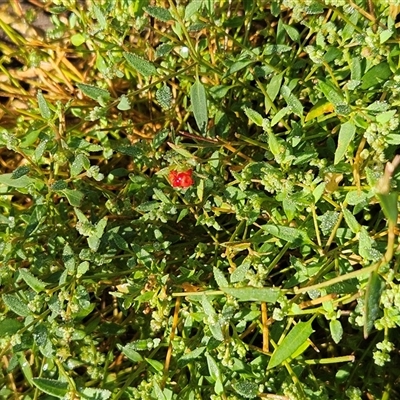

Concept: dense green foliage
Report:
left=1, top=1, right=400, bottom=399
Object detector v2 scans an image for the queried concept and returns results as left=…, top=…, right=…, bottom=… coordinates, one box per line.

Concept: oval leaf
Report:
left=190, top=79, right=208, bottom=133
left=330, top=319, right=343, bottom=344
left=267, top=320, right=314, bottom=369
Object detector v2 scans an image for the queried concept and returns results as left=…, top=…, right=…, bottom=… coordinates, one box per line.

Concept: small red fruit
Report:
left=169, top=169, right=194, bottom=188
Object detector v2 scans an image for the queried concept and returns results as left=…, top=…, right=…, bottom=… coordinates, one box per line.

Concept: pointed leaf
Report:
left=221, top=287, right=280, bottom=303
left=77, top=83, right=111, bottom=104
left=178, top=346, right=206, bottom=367
left=32, top=378, right=69, bottom=398
left=2, top=294, right=30, bottom=316
left=0, top=318, right=23, bottom=335
left=334, top=120, right=356, bottom=164
left=361, top=62, right=391, bottom=89
left=262, top=224, right=312, bottom=246
left=213, top=267, right=229, bottom=287
left=190, top=80, right=208, bottom=133
left=342, top=207, right=360, bottom=233
left=144, top=5, right=172, bottom=21
left=19, top=269, right=47, bottom=293
left=280, top=85, right=303, bottom=117
left=243, top=107, right=263, bottom=126
left=123, top=52, right=157, bottom=77
left=376, top=191, right=398, bottom=225
left=206, top=353, right=222, bottom=382
left=37, top=91, right=52, bottom=120
left=62, top=189, right=84, bottom=207
left=0, top=173, right=34, bottom=188
left=267, top=320, right=314, bottom=369
left=364, top=271, right=385, bottom=338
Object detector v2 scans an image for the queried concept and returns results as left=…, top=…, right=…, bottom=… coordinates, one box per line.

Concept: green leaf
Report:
left=117, top=94, right=131, bottom=111
left=267, top=320, right=314, bottom=369
left=318, top=211, right=339, bottom=236
left=376, top=110, right=396, bottom=124
left=153, top=381, right=167, bottom=400
left=17, top=353, right=33, bottom=385
left=361, top=63, right=392, bottom=89
left=51, top=180, right=68, bottom=191
left=200, top=294, right=216, bottom=317
left=2, top=294, right=30, bottom=316
left=184, top=0, right=203, bottom=20
left=71, top=153, right=90, bottom=177
left=225, top=58, right=254, bottom=77
left=267, top=73, right=283, bottom=104
left=230, top=262, right=251, bottom=283
left=93, top=4, right=107, bottom=28
left=119, top=343, right=144, bottom=362
left=345, top=190, right=368, bottom=206
left=386, top=134, right=400, bottom=145
left=380, top=29, right=393, bottom=44
left=156, top=85, right=172, bottom=110
left=19, top=269, right=47, bottom=293
left=144, top=5, right=172, bottom=21
left=145, top=357, right=164, bottom=372
left=318, top=80, right=344, bottom=107
left=282, top=23, right=299, bottom=41
left=123, top=52, right=157, bottom=77
left=232, top=380, right=259, bottom=399
left=32, top=378, right=69, bottom=398
left=77, top=83, right=111, bottom=105
left=152, top=129, right=169, bottom=149
left=364, top=271, right=385, bottom=338
left=63, top=243, right=76, bottom=272
left=206, top=353, right=222, bottom=382
left=376, top=191, right=398, bottom=224
left=313, top=182, right=326, bottom=202
left=243, top=106, right=263, bottom=126
left=37, top=91, right=52, bottom=120
left=178, top=346, right=206, bottom=367
left=71, top=33, right=86, bottom=46
left=342, top=207, right=360, bottom=234
left=334, top=120, right=356, bottom=165
left=11, top=165, right=31, bottom=179
left=280, top=85, right=303, bottom=118
left=221, top=287, right=280, bottom=303
left=271, top=107, right=289, bottom=127
left=0, top=173, right=34, bottom=188
left=80, top=388, right=111, bottom=400
left=262, top=224, right=312, bottom=246
left=213, top=267, right=229, bottom=287
left=0, top=318, right=23, bottom=335
left=62, top=189, right=84, bottom=207
left=359, top=226, right=380, bottom=261
left=190, top=80, right=208, bottom=133
left=264, top=44, right=292, bottom=55
left=330, top=319, right=343, bottom=344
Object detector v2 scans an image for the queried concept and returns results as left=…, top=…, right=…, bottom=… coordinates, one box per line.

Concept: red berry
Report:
left=169, top=169, right=194, bottom=188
